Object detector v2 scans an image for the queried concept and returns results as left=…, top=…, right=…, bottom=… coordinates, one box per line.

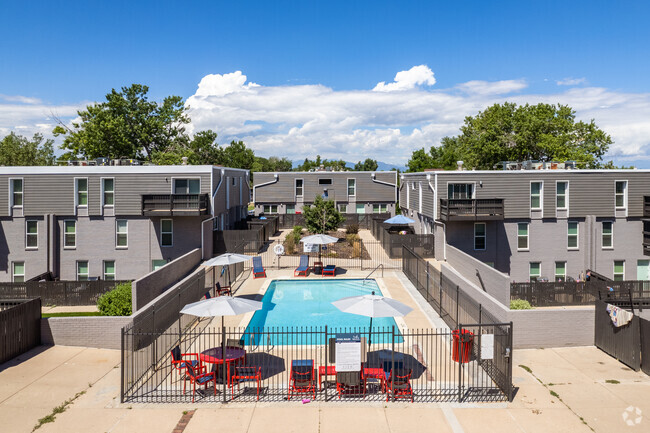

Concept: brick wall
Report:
left=41, top=316, right=131, bottom=350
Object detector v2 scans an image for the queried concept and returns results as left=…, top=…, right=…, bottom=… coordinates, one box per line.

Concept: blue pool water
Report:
left=243, top=279, right=403, bottom=345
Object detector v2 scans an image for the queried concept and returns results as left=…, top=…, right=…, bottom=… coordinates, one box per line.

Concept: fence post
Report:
left=391, top=325, right=395, bottom=402
left=324, top=325, right=328, bottom=402
left=458, top=324, right=463, bottom=402
left=120, top=327, right=125, bottom=403
left=222, top=326, right=227, bottom=403
left=508, top=321, right=514, bottom=402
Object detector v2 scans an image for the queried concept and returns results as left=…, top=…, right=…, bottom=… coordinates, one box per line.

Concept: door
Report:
left=637, top=260, right=650, bottom=280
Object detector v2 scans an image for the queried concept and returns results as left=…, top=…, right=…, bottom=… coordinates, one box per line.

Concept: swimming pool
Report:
left=243, top=279, right=403, bottom=345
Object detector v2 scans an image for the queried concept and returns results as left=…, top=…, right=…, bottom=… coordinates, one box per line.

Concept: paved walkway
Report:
left=2, top=344, right=649, bottom=433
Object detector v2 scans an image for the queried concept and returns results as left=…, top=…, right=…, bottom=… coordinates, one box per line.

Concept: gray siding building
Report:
left=0, top=165, right=249, bottom=282
left=400, top=169, right=650, bottom=282
left=252, top=171, right=398, bottom=216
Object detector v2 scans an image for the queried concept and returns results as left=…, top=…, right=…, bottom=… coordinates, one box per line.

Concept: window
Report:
left=11, top=179, right=23, bottom=208
left=517, top=223, right=529, bottom=250
left=568, top=222, right=579, bottom=249
left=555, top=262, right=567, bottom=282
left=372, top=204, right=388, bottom=214
left=161, top=219, right=173, bottom=247
left=25, top=220, right=38, bottom=249
left=556, top=182, right=568, bottom=209
left=295, top=179, right=303, bottom=197
left=232, top=177, right=236, bottom=186
left=448, top=183, right=473, bottom=199
left=338, top=204, right=347, bottom=213
left=12, top=262, right=25, bottom=283
left=103, top=261, right=115, bottom=281
left=530, top=182, right=542, bottom=210
left=116, top=220, right=128, bottom=248
left=173, top=179, right=200, bottom=194
left=64, top=220, right=76, bottom=248
left=614, top=260, right=625, bottom=281
left=602, top=221, right=613, bottom=249
left=356, top=204, right=365, bottom=214
left=615, top=181, right=627, bottom=209
left=474, top=223, right=486, bottom=250
left=263, top=205, right=278, bottom=214
left=318, top=179, right=332, bottom=185
left=76, top=178, right=88, bottom=206
left=152, top=260, right=167, bottom=271
left=529, top=262, right=541, bottom=282
left=286, top=205, right=295, bottom=214
left=102, top=178, right=114, bottom=206
left=77, top=261, right=89, bottom=281
left=347, top=179, right=356, bottom=196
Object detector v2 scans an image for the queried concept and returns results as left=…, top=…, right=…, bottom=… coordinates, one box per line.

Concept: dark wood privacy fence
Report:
left=0, top=298, right=41, bottom=364
left=0, top=280, right=130, bottom=306
left=594, top=299, right=647, bottom=372
left=511, top=280, right=650, bottom=307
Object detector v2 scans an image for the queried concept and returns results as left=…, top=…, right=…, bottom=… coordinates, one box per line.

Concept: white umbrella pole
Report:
left=369, top=317, right=373, bottom=349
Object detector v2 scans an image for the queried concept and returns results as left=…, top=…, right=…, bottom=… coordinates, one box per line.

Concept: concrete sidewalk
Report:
left=2, top=344, right=649, bottom=433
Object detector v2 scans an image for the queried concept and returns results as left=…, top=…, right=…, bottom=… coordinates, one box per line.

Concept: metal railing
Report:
left=142, top=194, right=210, bottom=215
left=0, top=280, right=130, bottom=306
left=439, top=199, right=504, bottom=221
left=511, top=280, right=650, bottom=307
left=364, top=264, right=384, bottom=284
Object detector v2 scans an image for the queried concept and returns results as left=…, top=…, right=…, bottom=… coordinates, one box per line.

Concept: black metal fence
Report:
left=511, top=280, right=650, bottom=307
left=370, top=218, right=434, bottom=259
left=0, top=298, right=41, bottom=364
left=594, top=299, right=648, bottom=372
left=121, top=325, right=511, bottom=403
left=402, top=245, right=513, bottom=400
left=0, top=280, right=131, bottom=306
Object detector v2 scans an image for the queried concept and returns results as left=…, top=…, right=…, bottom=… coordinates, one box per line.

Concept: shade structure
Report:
left=181, top=296, right=263, bottom=318
left=202, top=253, right=252, bottom=287
left=300, top=234, right=338, bottom=262
left=383, top=215, right=415, bottom=225
left=332, top=291, right=413, bottom=347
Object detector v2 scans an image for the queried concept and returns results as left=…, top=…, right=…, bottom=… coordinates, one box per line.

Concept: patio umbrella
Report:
left=203, top=253, right=252, bottom=287
left=332, top=291, right=413, bottom=348
left=300, top=234, right=338, bottom=262
left=383, top=215, right=415, bottom=225
left=180, top=296, right=263, bottom=329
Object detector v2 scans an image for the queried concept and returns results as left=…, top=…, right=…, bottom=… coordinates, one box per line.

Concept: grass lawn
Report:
left=42, top=312, right=102, bottom=318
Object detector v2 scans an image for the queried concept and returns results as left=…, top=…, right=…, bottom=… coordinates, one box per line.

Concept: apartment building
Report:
left=0, top=165, right=249, bottom=282
left=252, top=171, right=398, bottom=216
left=400, top=168, right=650, bottom=282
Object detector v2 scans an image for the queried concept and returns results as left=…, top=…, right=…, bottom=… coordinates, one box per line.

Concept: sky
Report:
left=1, top=0, right=650, bottom=167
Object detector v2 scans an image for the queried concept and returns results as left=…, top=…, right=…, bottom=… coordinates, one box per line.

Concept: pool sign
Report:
left=335, top=333, right=361, bottom=372
left=480, top=334, right=494, bottom=360
left=303, top=242, right=318, bottom=253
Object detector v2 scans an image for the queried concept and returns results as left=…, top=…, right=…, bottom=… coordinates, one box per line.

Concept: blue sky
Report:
left=1, top=0, right=650, bottom=166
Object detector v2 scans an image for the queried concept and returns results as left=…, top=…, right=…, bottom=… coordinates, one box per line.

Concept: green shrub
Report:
left=346, top=224, right=359, bottom=235
left=510, top=299, right=533, bottom=310
left=97, top=282, right=132, bottom=316
left=346, top=233, right=360, bottom=246
left=291, top=226, right=303, bottom=243
left=284, top=235, right=296, bottom=255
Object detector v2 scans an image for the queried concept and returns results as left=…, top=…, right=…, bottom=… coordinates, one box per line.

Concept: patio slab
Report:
left=185, top=407, right=255, bottom=433
left=247, top=406, right=320, bottom=433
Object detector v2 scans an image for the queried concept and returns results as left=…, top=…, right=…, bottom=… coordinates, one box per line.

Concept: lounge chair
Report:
left=385, top=368, right=413, bottom=402
left=204, top=290, right=212, bottom=299
left=288, top=359, right=316, bottom=400
left=170, top=345, right=200, bottom=379
left=216, top=282, right=232, bottom=296
left=322, top=265, right=336, bottom=277
left=184, top=362, right=217, bottom=402
left=230, top=366, right=262, bottom=400
left=252, top=256, right=266, bottom=279
left=294, top=255, right=309, bottom=277
left=336, top=370, right=366, bottom=399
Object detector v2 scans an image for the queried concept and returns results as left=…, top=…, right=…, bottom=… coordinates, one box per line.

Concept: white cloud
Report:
left=373, top=65, right=436, bottom=92
left=456, top=79, right=528, bottom=95
left=192, top=71, right=259, bottom=98
left=0, top=94, right=42, bottom=104
left=556, top=77, right=587, bottom=86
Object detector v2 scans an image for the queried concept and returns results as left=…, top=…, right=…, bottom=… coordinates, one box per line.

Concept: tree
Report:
left=251, top=155, right=293, bottom=173
left=216, top=140, right=256, bottom=170
left=295, top=155, right=350, bottom=171
left=54, top=84, right=189, bottom=161
left=354, top=158, right=378, bottom=171
left=0, top=132, right=55, bottom=166
left=302, top=195, right=344, bottom=234
left=407, top=102, right=613, bottom=171
left=151, top=130, right=220, bottom=165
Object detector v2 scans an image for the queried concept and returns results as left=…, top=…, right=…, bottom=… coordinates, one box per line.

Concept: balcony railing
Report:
left=439, top=198, right=504, bottom=221
left=142, top=194, right=210, bottom=216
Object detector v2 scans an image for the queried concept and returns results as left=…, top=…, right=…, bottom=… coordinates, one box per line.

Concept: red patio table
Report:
left=200, top=347, right=246, bottom=385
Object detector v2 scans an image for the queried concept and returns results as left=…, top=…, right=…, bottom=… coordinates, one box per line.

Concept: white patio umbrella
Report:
left=180, top=296, right=263, bottom=328
left=203, top=253, right=252, bottom=287
left=332, top=291, right=413, bottom=348
left=300, top=234, right=338, bottom=262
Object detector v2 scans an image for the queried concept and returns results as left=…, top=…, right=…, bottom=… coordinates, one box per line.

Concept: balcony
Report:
left=439, top=198, right=504, bottom=222
left=142, top=194, right=210, bottom=216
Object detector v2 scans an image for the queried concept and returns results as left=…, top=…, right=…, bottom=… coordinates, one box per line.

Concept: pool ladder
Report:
left=363, top=264, right=384, bottom=284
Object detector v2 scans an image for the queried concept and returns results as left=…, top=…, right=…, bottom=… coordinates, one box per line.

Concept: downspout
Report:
left=371, top=172, right=397, bottom=213
left=428, top=172, right=446, bottom=261
left=252, top=173, right=279, bottom=207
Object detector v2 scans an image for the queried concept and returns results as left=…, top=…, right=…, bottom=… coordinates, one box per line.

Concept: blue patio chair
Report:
left=294, top=255, right=309, bottom=277
left=252, top=256, right=266, bottom=279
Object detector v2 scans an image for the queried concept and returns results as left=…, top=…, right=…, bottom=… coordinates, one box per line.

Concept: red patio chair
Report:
left=288, top=360, right=316, bottom=400
left=230, top=366, right=262, bottom=400
left=385, top=368, right=413, bottom=402
left=170, top=345, right=200, bottom=379
left=183, top=362, right=216, bottom=402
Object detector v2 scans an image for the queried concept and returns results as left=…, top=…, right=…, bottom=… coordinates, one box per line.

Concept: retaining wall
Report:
left=41, top=316, right=131, bottom=350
